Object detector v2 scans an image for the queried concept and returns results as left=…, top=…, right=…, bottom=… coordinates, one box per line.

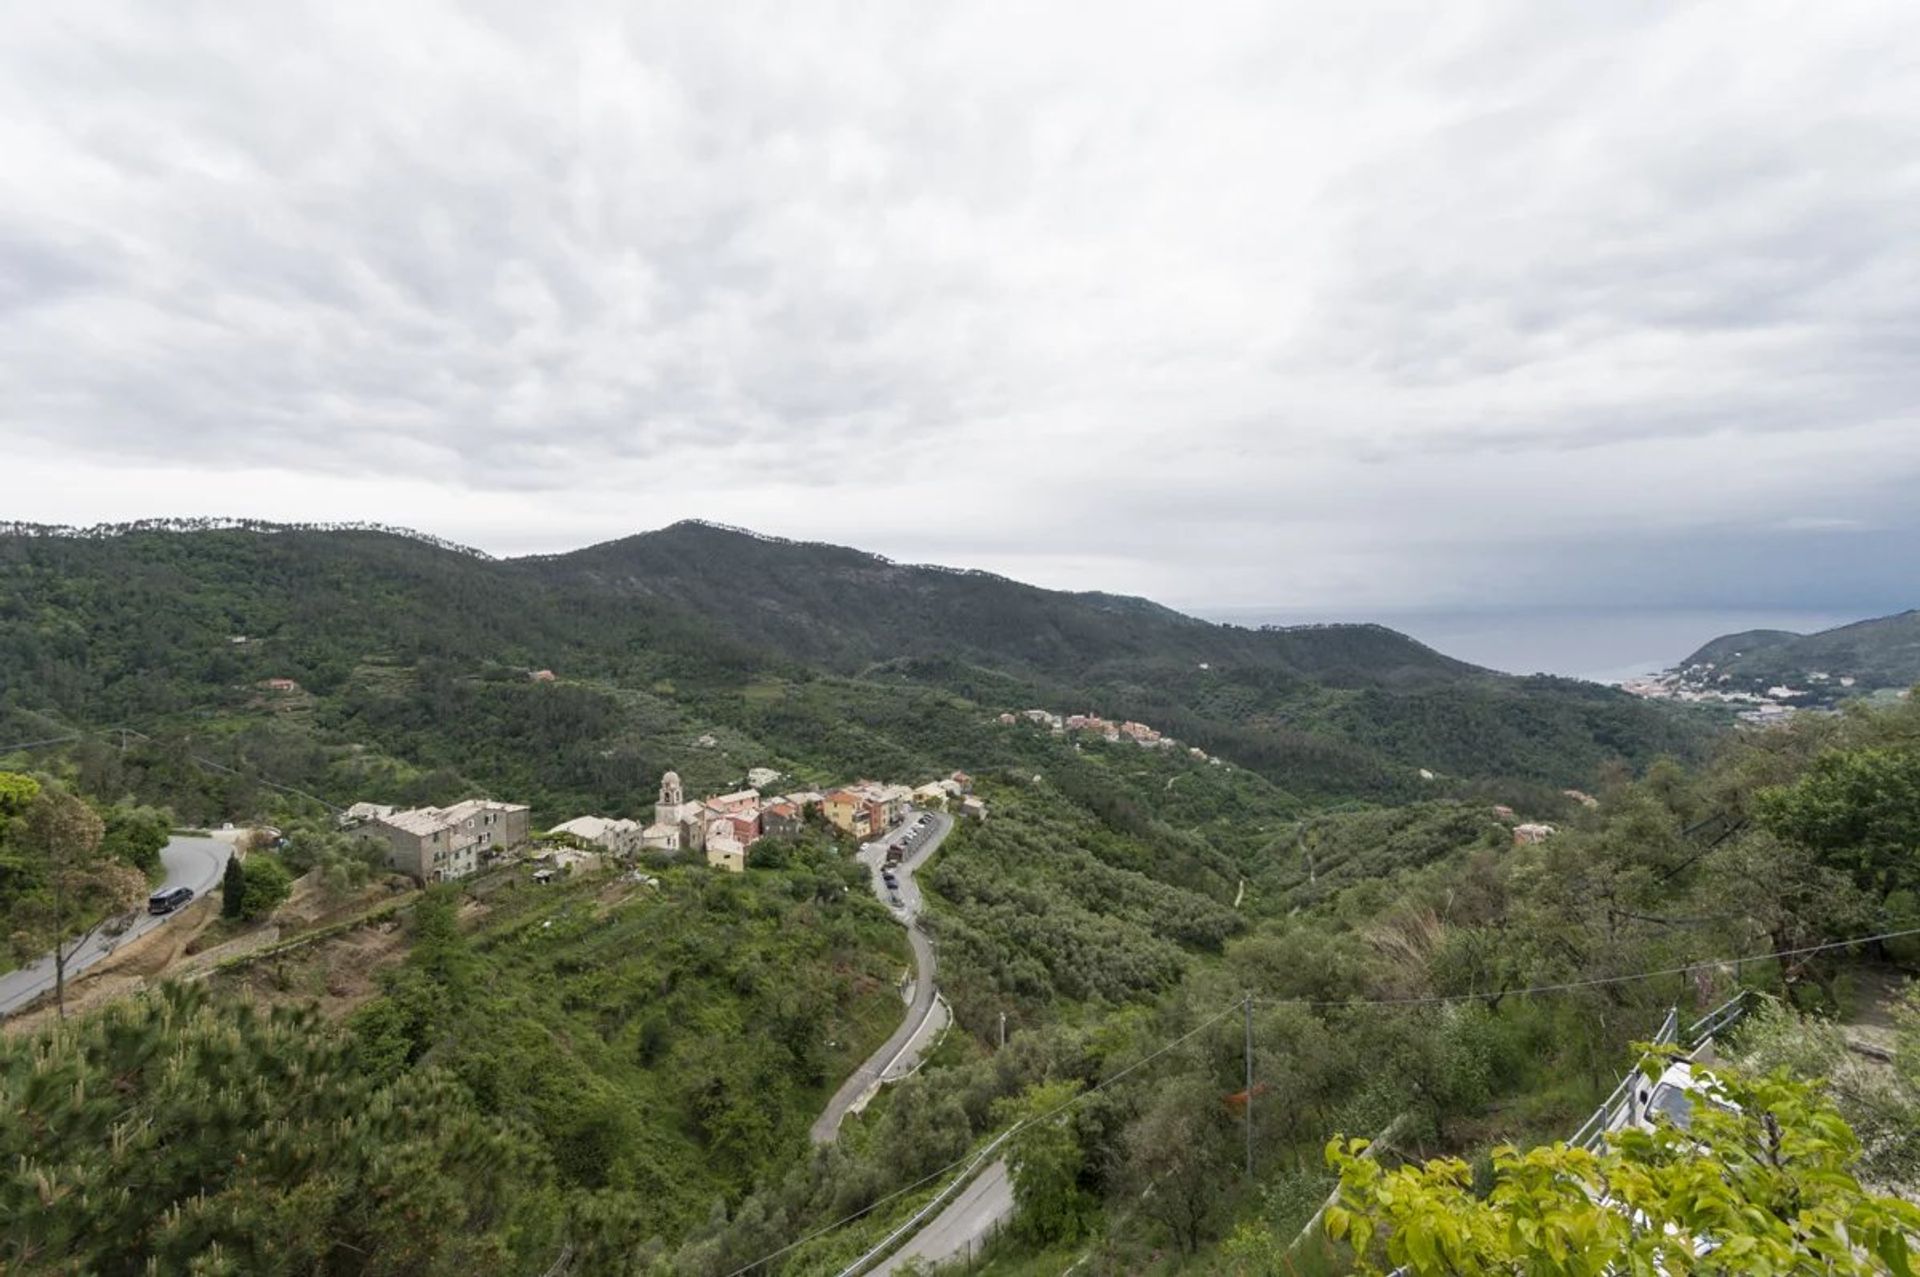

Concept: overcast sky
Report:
left=3, top=1, right=1917, bottom=621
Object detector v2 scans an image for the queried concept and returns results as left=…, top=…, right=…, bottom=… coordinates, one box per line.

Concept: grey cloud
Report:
left=0, top=1, right=1917, bottom=618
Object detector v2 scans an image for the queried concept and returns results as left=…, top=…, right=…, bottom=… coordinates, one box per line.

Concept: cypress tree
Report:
left=220, top=853, right=245, bottom=918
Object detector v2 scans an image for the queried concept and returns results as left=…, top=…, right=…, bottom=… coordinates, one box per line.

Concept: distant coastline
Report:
left=1198, top=606, right=1861, bottom=683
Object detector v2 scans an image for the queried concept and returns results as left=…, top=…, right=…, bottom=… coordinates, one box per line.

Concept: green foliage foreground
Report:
left=2, top=983, right=566, bottom=1275
left=1316, top=1054, right=1920, bottom=1276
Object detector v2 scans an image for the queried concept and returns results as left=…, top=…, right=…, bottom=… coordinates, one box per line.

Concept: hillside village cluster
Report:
left=340, top=768, right=982, bottom=883
left=996, top=707, right=1226, bottom=765
left=1619, top=661, right=1861, bottom=724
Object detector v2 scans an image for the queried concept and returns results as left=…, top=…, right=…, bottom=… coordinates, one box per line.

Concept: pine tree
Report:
left=1, top=984, right=566, bottom=1273
left=15, top=789, right=144, bottom=1017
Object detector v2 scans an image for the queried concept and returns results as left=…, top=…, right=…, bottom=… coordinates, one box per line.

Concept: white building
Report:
left=339, top=801, right=395, bottom=828
left=548, top=815, right=643, bottom=856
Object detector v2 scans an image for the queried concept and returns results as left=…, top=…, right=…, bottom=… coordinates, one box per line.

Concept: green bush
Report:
left=236, top=854, right=293, bottom=920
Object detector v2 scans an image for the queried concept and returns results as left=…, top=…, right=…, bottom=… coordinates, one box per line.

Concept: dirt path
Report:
left=1843, top=965, right=1908, bottom=1059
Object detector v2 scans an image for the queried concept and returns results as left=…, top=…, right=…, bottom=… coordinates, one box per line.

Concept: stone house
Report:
left=760, top=800, right=802, bottom=838
left=641, top=821, right=684, bottom=853
left=360, top=798, right=530, bottom=882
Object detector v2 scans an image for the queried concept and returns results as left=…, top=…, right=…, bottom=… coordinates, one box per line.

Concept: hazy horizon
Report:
left=1201, top=604, right=1870, bottom=683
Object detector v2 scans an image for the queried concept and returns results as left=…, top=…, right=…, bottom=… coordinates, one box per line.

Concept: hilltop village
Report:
left=340, top=769, right=982, bottom=883
left=995, top=707, right=1228, bottom=765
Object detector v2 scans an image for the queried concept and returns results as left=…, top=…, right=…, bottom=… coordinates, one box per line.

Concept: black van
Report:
left=147, top=886, right=194, bottom=915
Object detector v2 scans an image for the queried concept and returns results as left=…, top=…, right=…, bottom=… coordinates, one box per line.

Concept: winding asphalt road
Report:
left=870, top=1157, right=1014, bottom=1275
left=0, top=834, right=229, bottom=1018
left=810, top=808, right=953, bottom=1144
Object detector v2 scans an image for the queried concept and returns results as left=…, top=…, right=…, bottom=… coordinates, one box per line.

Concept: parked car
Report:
left=147, top=886, right=194, bottom=915
left=1632, top=1060, right=1735, bottom=1133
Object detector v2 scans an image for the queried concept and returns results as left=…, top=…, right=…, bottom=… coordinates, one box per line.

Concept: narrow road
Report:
left=811, top=808, right=954, bottom=1144
left=0, top=834, right=229, bottom=1018
left=871, top=1157, right=1014, bottom=1276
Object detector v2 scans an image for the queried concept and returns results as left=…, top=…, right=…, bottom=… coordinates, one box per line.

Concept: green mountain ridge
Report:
left=0, top=520, right=1708, bottom=818
left=526, top=518, right=1474, bottom=684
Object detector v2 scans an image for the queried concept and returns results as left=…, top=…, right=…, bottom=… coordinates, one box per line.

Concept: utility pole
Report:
left=998, top=1010, right=1007, bottom=1051
left=1243, top=993, right=1255, bottom=1180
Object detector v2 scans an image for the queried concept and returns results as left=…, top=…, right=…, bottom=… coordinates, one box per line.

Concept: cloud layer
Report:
left=3, top=1, right=1917, bottom=613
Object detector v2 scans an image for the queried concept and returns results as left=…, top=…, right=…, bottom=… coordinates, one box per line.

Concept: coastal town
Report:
left=339, top=768, right=984, bottom=883
left=1619, top=662, right=1858, bottom=725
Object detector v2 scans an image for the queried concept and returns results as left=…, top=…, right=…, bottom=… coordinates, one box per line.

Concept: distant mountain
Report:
left=0, top=520, right=1712, bottom=813
left=1680, top=609, right=1920, bottom=696
left=528, top=520, right=1475, bottom=687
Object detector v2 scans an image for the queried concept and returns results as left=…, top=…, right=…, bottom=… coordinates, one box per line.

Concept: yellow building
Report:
left=821, top=788, right=873, bottom=837
left=706, top=836, right=746, bottom=872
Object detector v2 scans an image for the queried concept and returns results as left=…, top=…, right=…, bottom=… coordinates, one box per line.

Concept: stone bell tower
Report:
left=655, top=770, right=684, bottom=827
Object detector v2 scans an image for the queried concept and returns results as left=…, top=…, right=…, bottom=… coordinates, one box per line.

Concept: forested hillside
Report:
left=0, top=522, right=1710, bottom=816
left=8, top=646, right=1916, bottom=1274
left=3, top=859, right=912, bottom=1272
left=1683, top=609, right=1920, bottom=697
left=28, top=519, right=1880, bottom=1275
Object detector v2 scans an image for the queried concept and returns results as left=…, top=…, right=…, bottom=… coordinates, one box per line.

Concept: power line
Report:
left=1606, top=906, right=1751, bottom=928
left=719, top=1000, right=1246, bottom=1277
left=1253, top=925, right=1920, bottom=1012
left=0, top=718, right=341, bottom=814
left=1654, top=813, right=1749, bottom=884
left=112, top=726, right=343, bottom=815
left=0, top=731, right=86, bottom=754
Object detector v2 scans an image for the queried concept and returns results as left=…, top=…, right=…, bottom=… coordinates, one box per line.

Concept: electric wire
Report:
left=719, top=1000, right=1247, bottom=1276
left=1252, top=925, right=1920, bottom=1011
